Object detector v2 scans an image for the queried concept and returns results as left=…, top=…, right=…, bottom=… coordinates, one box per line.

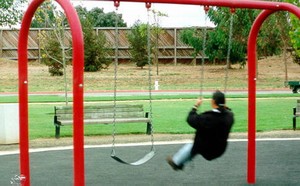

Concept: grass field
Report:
left=1, top=56, right=300, bottom=139
left=12, top=96, right=296, bottom=139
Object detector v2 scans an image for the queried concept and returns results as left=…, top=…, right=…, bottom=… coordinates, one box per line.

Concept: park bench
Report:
left=292, top=100, right=300, bottom=130
left=54, top=104, right=151, bottom=138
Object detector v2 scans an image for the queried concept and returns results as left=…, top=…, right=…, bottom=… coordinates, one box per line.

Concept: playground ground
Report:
left=1, top=131, right=300, bottom=185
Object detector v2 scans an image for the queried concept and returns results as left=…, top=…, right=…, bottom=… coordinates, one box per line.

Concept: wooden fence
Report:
left=0, top=27, right=206, bottom=65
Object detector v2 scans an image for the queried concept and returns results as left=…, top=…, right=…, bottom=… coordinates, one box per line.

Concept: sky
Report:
left=69, top=1, right=214, bottom=27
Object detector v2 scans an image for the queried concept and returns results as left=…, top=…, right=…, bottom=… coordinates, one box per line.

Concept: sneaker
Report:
left=166, top=156, right=183, bottom=171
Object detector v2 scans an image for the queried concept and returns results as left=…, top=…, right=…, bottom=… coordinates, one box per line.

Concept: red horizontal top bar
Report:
left=76, top=0, right=297, bottom=11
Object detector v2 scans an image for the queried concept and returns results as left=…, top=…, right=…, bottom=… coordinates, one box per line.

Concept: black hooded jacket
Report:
left=186, top=107, right=234, bottom=161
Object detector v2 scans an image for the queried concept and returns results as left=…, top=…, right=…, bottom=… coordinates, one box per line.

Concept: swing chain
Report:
left=224, top=9, right=234, bottom=93
left=111, top=4, right=119, bottom=155
left=200, top=6, right=209, bottom=99
left=146, top=5, right=155, bottom=149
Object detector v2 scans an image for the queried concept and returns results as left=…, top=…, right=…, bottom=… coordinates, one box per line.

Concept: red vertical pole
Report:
left=247, top=9, right=275, bottom=184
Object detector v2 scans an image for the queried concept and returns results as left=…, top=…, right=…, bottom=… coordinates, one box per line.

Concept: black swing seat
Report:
left=111, top=149, right=155, bottom=166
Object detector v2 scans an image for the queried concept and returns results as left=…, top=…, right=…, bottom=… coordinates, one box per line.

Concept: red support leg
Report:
left=18, top=0, right=84, bottom=185
left=247, top=9, right=275, bottom=184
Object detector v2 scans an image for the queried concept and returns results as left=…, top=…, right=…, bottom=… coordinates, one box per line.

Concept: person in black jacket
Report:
left=167, top=90, right=234, bottom=170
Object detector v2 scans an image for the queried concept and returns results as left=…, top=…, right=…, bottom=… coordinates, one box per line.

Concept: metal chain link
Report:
left=200, top=7, right=208, bottom=99
left=225, top=12, right=234, bottom=93
left=146, top=7, right=155, bottom=150
left=111, top=5, right=119, bottom=156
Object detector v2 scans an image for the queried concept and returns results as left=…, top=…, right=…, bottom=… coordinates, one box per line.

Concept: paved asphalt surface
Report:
left=1, top=139, right=300, bottom=185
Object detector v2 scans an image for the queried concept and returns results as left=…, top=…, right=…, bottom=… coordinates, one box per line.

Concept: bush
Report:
left=40, top=30, right=71, bottom=76
left=127, top=21, right=149, bottom=68
left=81, top=14, right=109, bottom=72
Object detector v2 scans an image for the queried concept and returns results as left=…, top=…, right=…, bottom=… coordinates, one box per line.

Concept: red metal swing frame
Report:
left=18, top=0, right=300, bottom=185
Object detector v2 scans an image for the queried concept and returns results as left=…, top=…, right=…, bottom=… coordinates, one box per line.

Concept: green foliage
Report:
left=185, top=7, right=289, bottom=66
left=75, top=5, right=127, bottom=27
left=76, top=6, right=110, bottom=72
left=180, top=28, right=203, bottom=58
left=40, top=31, right=68, bottom=76
left=38, top=3, right=71, bottom=76
left=82, top=18, right=109, bottom=72
left=31, top=1, right=56, bottom=28
left=88, top=7, right=127, bottom=27
left=0, top=0, right=26, bottom=27
left=33, top=4, right=128, bottom=73
left=206, top=8, right=253, bottom=64
left=285, top=0, right=300, bottom=64
left=127, top=21, right=150, bottom=68
left=258, top=13, right=284, bottom=57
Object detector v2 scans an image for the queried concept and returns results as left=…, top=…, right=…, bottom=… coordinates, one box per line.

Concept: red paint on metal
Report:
left=86, top=0, right=299, bottom=10
left=204, top=5, right=210, bottom=13
left=114, top=0, right=120, bottom=8
left=18, top=0, right=84, bottom=185
left=145, top=2, right=151, bottom=9
left=247, top=9, right=274, bottom=183
left=230, top=8, right=236, bottom=14
left=18, top=1, right=44, bottom=185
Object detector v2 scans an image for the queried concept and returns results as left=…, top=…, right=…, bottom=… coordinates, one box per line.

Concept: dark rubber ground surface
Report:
left=1, top=140, right=300, bottom=185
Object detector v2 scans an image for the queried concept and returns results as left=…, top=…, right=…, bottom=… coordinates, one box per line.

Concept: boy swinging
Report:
left=167, top=90, right=234, bottom=170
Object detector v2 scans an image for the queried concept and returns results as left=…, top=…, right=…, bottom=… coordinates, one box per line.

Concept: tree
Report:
left=273, top=11, right=292, bottom=81
left=31, top=1, right=56, bottom=28
left=0, top=0, right=26, bottom=27
left=75, top=6, right=110, bottom=72
left=179, top=6, right=294, bottom=73
left=36, top=1, right=71, bottom=105
left=206, top=8, right=258, bottom=67
left=37, top=1, right=70, bottom=77
left=180, top=28, right=203, bottom=65
left=286, top=0, right=300, bottom=65
left=75, top=6, right=127, bottom=27
left=79, top=11, right=109, bottom=72
left=89, top=7, right=127, bottom=27
left=127, top=21, right=150, bottom=68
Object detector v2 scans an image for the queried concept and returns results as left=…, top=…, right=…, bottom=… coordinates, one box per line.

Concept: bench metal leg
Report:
left=293, top=107, right=296, bottom=131
left=293, top=117, right=296, bottom=131
left=146, top=122, right=152, bottom=135
left=145, top=112, right=152, bottom=135
left=55, top=125, right=61, bottom=139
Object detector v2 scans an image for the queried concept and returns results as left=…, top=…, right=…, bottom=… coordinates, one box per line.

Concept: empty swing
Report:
left=110, top=1, right=155, bottom=165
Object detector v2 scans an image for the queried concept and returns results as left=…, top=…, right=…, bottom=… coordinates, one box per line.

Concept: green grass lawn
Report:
left=23, top=96, right=297, bottom=139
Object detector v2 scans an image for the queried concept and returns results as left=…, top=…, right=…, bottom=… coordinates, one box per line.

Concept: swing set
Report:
left=17, top=0, right=300, bottom=186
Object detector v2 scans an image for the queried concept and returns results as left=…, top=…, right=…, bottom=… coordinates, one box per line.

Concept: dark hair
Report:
left=212, top=90, right=225, bottom=107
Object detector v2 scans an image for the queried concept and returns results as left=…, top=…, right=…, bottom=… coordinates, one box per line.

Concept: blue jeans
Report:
left=172, top=143, right=194, bottom=166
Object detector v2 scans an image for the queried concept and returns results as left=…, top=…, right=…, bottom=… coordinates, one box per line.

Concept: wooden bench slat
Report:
left=56, top=112, right=145, bottom=119
left=55, top=104, right=143, bottom=110
left=59, top=118, right=151, bottom=125
left=55, top=106, right=144, bottom=114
